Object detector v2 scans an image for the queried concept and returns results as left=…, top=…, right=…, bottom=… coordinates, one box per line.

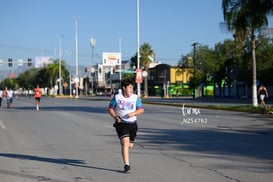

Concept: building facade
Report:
left=82, top=61, right=192, bottom=97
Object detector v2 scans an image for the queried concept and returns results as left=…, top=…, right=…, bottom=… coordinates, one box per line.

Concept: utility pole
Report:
left=191, top=42, right=198, bottom=99
left=90, top=37, right=96, bottom=95
left=59, top=34, right=63, bottom=96
left=73, top=16, right=79, bottom=98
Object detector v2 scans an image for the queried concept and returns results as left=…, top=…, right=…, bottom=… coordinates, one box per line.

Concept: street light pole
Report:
left=136, top=0, right=141, bottom=97
left=90, top=37, right=96, bottom=64
left=59, top=34, right=63, bottom=95
left=90, top=37, right=96, bottom=95
left=119, top=37, right=122, bottom=86
left=73, top=16, right=79, bottom=98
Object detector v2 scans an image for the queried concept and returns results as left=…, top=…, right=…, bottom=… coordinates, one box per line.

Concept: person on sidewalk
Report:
left=258, top=83, right=269, bottom=106
left=108, top=78, right=144, bottom=173
left=6, top=88, right=14, bottom=108
left=34, top=85, right=42, bottom=111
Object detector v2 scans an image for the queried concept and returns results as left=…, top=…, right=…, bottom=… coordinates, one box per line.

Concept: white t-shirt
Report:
left=109, top=93, right=143, bottom=123
left=7, top=90, right=13, bottom=98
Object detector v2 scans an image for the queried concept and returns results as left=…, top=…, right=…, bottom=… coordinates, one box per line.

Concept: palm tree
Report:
left=139, top=43, right=155, bottom=98
left=46, top=61, right=59, bottom=88
left=222, top=0, right=273, bottom=106
left=45, top=59, right=69, bottom=89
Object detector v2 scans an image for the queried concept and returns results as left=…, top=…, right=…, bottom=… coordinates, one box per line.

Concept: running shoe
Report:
left=124, top=164, right=130, bottom=173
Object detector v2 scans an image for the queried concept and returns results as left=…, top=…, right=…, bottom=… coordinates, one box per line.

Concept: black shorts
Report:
left=115, top=122, right=138, bottom=142
left=35, top=97, right=41, bottom=102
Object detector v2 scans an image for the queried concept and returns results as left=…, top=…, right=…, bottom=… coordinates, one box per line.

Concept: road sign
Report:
left=18, top=59, right=23, bottom=66
left=142, top=70, right=148, bottom=77
left=74, top=77, right=79, bottom=83
left=123, top=70, right=135, bottom=74
left=135, top=69, right=142, bottom=83
left=63, top=82, right=68, bottom=88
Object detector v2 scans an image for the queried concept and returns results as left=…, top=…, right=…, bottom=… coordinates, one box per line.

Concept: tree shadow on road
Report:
left=0, top=153, right=122, bottom=173
left=137, top=126, right=273, bottom=161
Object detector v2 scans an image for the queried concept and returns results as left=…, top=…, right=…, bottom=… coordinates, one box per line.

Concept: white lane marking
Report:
left=0, top=120, right=7, bottom=130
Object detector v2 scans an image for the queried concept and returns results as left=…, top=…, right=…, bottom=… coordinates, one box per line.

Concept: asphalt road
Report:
left=0, top=96, right=272, bottom=182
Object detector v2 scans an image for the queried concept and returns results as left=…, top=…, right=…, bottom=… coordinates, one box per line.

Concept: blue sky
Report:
left=1, top=0, right=273, bottom=70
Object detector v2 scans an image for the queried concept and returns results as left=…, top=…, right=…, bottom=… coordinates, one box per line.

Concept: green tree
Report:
left=139, top=43, right=155, bottom=97
left=130, top=43, right=155, bottom=97
left=0, top=78, right=16, bottom=89
left=195, top=45, right=217, bottom=84
left=46, top=60, right=61, bottom=88
left=255, top=35, right=273, bottom=85
left=45, top=59, right=69, bottom=88
left=16, top=68, right=40, bottom=89
left=15, top=59, right=69, bottom=91
left=178, top=54, right=193, bottom=68
left=222, top=0, right=273, bottom=106
left=130, top=53, right=137, bottom=69
left=181, top=44, right=217, bottom=97
left=214, top=39, right=239, bottom=96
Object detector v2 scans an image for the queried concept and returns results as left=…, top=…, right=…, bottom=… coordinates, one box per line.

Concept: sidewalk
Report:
left=142, top=96, right=273, bottom=106
left=77, top=95, right=272, bottom=107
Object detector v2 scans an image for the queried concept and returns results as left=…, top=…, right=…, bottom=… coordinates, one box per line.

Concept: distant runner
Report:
left=34, top=85, right=42, bottom=111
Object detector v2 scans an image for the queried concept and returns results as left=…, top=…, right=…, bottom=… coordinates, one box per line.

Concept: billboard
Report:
left=35, top=57, right=54, bottom=68
left=102, top=52, right=121, bottom=66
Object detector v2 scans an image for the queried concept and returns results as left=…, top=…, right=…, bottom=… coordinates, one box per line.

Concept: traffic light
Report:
left=27, top=58, right=32, bottom=67
left=84, top=67, right=88, bottom=72
left=8, top=58, right=12, bottom=67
